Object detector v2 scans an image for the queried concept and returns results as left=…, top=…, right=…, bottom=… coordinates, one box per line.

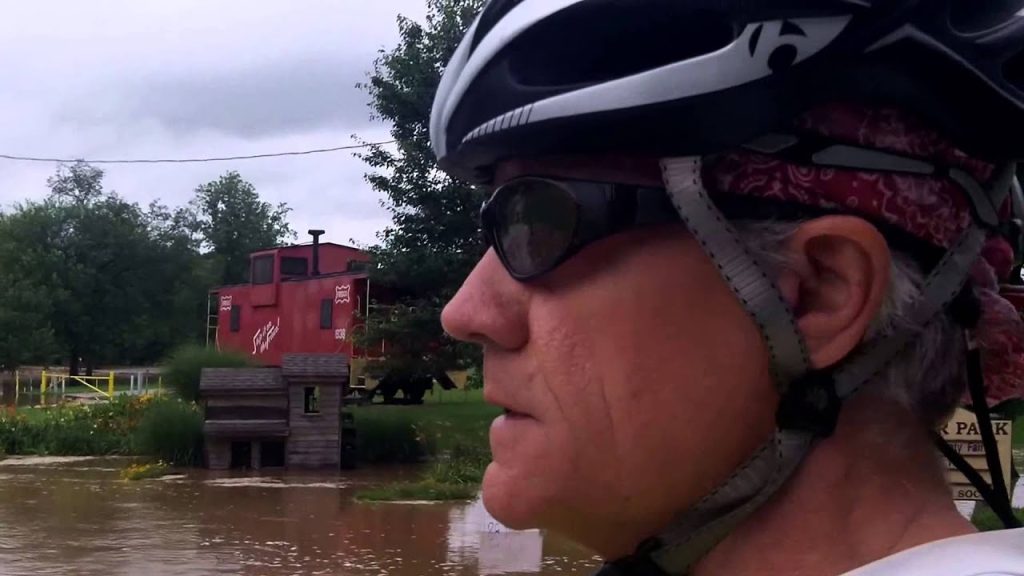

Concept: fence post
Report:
left=108, top=372, right=114, bottom=397
left=41, top=371, right=47, bottom=403
left=14, top=371, right=19, bottom=404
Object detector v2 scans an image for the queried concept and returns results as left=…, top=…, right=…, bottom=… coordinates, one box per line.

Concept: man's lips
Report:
left=484, top=389, right=536, bottom=420
left=501, top=407, right=532, bottom=419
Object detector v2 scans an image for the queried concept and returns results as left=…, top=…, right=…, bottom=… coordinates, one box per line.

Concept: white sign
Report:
left=334, top=328, right=347, bottom=341
left=219, top=295, right=233, bottom=312
left=938, top=407, right=1014, bottom=501
left=335, top=284, right=351, bottom=304
left=252, top=317, right=281, bottom=355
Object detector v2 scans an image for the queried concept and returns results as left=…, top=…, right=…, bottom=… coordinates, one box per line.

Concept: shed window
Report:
left=304, top=386, right=320, bottom=414
left=320, top=298, right=333, bottom=329
left=251, top=255, right=275, bottom=285
left=230, top=305, right=241, bottom=332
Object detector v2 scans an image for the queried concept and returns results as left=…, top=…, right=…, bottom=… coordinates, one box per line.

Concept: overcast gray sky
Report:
left=0, top=0, right=428, bottom=247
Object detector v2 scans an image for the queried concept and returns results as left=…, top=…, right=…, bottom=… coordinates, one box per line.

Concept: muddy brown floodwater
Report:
left=0, top=456, right=602, bottom=576
left=0, top=456, right=1019, bottom=576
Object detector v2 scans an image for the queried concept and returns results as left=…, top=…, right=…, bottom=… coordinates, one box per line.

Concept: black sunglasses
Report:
left=479, top=177, right=681, bottom=280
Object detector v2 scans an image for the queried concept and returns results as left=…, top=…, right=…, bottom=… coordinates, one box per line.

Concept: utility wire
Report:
left=0, top=140, right=397, bottom=165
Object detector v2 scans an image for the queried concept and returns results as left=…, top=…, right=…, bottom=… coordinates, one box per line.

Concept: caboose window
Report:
left=280, top=257, right=308, bottom=276
left=320, top=298, right=332, bottom=329
left=230, top=305, right=241, bottom=332
left=251, top=255, right=274, bottom=285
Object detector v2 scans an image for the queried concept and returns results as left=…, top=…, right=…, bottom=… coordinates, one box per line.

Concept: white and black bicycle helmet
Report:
left=431, top=0, right=1024, bottom=184
left=430, top=2, right=1024, bottom=575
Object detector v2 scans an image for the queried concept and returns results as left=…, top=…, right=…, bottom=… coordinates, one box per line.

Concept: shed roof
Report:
left=199, top=368, right=284, bottom=394
left=281, top=354, right=349, bottom=380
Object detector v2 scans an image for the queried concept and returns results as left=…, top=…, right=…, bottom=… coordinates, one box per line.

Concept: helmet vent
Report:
left=948, top=0, right=1024, bottom=35
left=472, top=0, right=528, bottom=52
left=506, top=2, right=735, bottom=87
left=1006, top=48, right=1024, bottom=93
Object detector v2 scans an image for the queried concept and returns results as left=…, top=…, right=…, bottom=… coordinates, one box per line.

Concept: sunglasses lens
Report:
left=494, top=179, right=578, bottom=277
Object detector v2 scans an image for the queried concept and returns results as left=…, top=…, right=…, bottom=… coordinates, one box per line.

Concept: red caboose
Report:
left=208, top=231, right=378, bottom=367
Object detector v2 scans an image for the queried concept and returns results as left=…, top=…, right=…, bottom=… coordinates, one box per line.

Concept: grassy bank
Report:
left=0, top=394, right=203, bottom=465
left=352, top=388, right=497, bottom=464
left=353, top=388, right=498, bottom=501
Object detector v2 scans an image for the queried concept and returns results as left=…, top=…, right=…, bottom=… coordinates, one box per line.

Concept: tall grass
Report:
left=161, top=344, right=253, bottom=402
left=132, top=397, right=204, bottom=466
left=351, top=387, right=497, bottom=464
left=356, top=439, right=490, bottom=502
left=352, top=388, right=496, bottom=502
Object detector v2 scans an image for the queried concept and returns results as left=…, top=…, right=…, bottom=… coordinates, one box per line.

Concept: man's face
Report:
left=440, top=155, right=778, bottom=551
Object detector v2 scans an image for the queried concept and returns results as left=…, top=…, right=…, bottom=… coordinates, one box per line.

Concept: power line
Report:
left=0, top=140, right=397, bottom=165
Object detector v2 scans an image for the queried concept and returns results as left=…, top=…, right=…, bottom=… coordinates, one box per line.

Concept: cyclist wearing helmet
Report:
left=431, top=1, right=1024, bottom=574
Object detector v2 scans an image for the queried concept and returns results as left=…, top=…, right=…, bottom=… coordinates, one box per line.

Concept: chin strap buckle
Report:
left=775, top=370, right=841, bottom=436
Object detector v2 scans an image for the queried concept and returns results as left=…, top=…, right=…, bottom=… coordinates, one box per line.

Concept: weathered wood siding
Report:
left=205, top=395, right=287, bottom=408
left=286, top=383, right=342, bottom=469
left=205, top=439, right=231, bottom=470
left=204, top=393, right=289, bottom=421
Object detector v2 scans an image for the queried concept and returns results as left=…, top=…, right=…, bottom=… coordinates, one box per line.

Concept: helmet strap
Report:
left=597, top=157, right=1005, bottom=576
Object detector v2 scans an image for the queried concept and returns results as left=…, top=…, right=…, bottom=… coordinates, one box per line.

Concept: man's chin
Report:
left=480, top=461, right=551, bottom=531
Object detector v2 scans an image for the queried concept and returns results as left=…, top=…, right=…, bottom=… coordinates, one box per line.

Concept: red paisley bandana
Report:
left=703, top=102, right=1024, bottom=407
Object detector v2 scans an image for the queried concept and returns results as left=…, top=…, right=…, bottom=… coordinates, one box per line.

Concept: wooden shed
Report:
left=200, top=367, right=288, bottom=470
left=199, top=353, right=350, bottom=471
left=281, top=353, right=348, bottom=469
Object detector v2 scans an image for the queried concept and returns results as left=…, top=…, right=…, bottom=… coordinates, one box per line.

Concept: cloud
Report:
left=0, top=0, right=430, bottom=246
left=64, top=54, right=378, bottom=139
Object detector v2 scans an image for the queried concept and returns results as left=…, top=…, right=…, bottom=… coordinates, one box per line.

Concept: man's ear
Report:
left=773, top=216, right=891, bottom=370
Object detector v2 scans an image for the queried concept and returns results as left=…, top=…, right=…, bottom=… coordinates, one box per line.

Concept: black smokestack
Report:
left=309, top=229, right=325, bottom=276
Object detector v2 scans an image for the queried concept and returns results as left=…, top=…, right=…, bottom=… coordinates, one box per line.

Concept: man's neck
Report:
left=694, top=394, right=976, bottom=576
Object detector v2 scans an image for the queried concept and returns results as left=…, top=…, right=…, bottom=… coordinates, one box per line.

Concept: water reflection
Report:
left=0, top=457, right=601, bottom=576
left=448, top=498, right=546, bottom=575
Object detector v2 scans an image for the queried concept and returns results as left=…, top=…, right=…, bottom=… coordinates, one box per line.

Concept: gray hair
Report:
left=731, top=220, right=966, bottom=427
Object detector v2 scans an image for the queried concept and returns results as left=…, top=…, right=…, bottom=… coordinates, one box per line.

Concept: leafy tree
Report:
left=355, top=0, right=487, bottom=385
left=0, top=161, right=298, bottom=375
left=183, top=171, right=295, bottom=285
left=0, top=210, right=57, bottom=371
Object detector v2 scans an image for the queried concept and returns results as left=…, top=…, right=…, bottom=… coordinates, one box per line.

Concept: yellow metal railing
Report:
left=40, top=371, right=115, bottom=401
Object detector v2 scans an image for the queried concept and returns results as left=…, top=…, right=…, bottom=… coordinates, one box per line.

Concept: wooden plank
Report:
left=204, top=419, right=289, bottom=437
left=205, top=440, right=231, bottom=470
left=206, top=396, right=287, bottom=409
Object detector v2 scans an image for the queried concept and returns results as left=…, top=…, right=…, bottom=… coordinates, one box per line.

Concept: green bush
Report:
left=971, top=503, right=1024, bottom=531
left=132, top=397, right=203, bottom=466
left=354, top=440, right=490, bottom=502
left=354, top=411, right=432, bottom=464
left=161, top=343, right=253, bottom=402
left=0, top=395, right=148, bottom=456
left=426, top=441, right=489, bottom=485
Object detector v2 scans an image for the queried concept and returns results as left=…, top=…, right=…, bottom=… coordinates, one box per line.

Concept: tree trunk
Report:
left=69, top=348, right=80, bottom=376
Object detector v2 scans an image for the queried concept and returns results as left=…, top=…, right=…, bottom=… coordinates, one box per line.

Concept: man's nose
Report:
left=441, top=249, right=529, bottom=350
